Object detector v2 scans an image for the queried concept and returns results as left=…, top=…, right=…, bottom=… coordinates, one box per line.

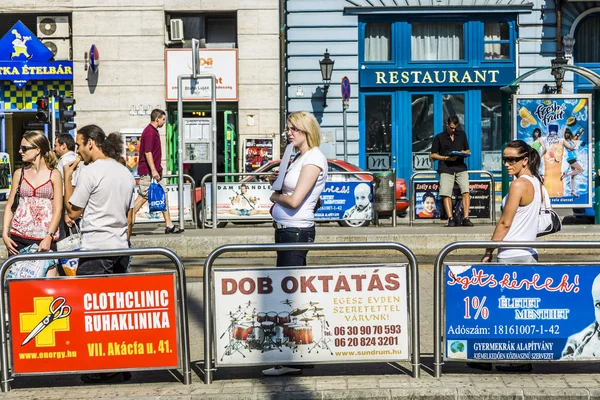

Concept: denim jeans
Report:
left=274, top=225, right=316, bottom=267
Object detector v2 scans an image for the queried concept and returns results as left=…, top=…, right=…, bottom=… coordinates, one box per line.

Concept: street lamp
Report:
left=319, top=49, right=334, bottom=107
left=551, top=51, right=568, bottom=94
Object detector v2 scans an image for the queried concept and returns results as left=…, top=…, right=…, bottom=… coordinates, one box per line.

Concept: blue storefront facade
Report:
left=286, top=1, right=598, bottom=193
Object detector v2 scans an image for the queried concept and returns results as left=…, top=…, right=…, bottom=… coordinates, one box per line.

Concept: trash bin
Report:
left=373, top=171, right=396, bottom=212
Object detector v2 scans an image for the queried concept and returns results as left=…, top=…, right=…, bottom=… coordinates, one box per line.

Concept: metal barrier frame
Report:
left=161, top=173, right=199, bottom=230
left=0, top=248, right=192, bottom=391
left=409, top=170, right=497, bottom=227
left=433, top=240, right=600, bottom=378
left=199, top=171, right=387, bottom=228
left=202, top=242, right=420, bottom=383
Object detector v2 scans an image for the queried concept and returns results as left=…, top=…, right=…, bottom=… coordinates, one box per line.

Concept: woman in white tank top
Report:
left=472, top=140, right=543, bottom=373
left=482, top=140, right=542, bottom=264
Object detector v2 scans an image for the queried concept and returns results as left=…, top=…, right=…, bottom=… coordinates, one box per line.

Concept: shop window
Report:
left=411, top=22, right=464, bottom=61
left=442, top=94, right=465, bottom=129
left=168, top=13, right=237, bottom=48
left=576, top=15, right=600, bottom=63
left=412, top=94, right=434, bottom=153
left=484, top=22, right=510, bottom=60
left=366, top=96, right=392, bottom=154
left=481, top=91, right=502, bottom=170
left=364, top=23, right=391, bottom=62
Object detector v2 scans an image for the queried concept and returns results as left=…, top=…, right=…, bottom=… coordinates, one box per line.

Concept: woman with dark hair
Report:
left=560, top=128, right=583, bottom=198
left=474, top=140, right=544, bottom=372
left=2, top=131, right=63, bottom=256
left=417, top=191, right=439, bottom=218
left=531, top=127, right=546, bottom=157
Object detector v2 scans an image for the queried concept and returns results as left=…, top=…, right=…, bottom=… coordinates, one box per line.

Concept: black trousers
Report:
left=274, top=225, right=316, bottom=267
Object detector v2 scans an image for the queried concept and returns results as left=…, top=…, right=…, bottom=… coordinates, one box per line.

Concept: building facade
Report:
left=285, top=0, right=600, bottom=190
left=0, top=0, right=279, bottom=182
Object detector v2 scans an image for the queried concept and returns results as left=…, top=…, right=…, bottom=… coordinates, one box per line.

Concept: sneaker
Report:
left=446, top=219, right=456, bottom=227
left=462, top=218, right=474, bottom=227
left=262, top=366, right=302, bottom=376
left=165, top=225, right=184, bottom=234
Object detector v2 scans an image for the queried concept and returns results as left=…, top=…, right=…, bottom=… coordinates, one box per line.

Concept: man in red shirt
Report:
left=133, top=109, right=183, bottom=233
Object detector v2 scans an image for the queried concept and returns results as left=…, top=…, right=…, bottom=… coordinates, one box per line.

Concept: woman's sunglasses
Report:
left=502, top=155, right=526, bottom=165
left=19, top=145, right=37, bottom=153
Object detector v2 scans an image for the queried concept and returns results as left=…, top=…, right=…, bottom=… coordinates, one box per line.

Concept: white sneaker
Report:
left=262, top=366, right=302, bottom=376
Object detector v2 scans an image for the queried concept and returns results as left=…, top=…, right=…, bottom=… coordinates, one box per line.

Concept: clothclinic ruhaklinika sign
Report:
left=0, top=21, right=73, bottom=88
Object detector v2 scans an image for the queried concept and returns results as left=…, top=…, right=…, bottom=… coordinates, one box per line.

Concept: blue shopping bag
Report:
left=148, top=181, right=167, bottom=212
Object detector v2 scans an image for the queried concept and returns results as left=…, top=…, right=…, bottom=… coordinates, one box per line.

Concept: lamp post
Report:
left=319, top=49, right=334, bottom=107
left=551, top=51, right=568, bottom=94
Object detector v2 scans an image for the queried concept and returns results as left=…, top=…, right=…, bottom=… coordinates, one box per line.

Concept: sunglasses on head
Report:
left=502, top=155, right=526, bottom=165
left=19, top=145, right=37, bottom=153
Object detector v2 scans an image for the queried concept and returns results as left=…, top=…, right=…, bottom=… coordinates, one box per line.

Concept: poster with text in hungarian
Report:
left=445, top=264, right=600, bottom=362
left=514, top=95, right=592, bottom=207
left=413, top=180, right=491, bottom=220
left=9, top=273, right=179, bottom=374
left=214, top=265, right=409, bottom=366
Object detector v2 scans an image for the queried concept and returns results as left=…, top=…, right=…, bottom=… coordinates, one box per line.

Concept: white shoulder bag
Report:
left=537, top=183, right=562, bottom=237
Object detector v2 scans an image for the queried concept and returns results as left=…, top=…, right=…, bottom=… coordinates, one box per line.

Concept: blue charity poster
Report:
left=315, top=181, right=374, bottom=221
left=514, top=95, right=592, bottom=208
left=445, top=264, right=600, bottom=361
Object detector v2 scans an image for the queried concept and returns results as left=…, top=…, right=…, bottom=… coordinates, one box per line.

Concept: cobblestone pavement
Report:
left=3, top=266, right=600, bottom=399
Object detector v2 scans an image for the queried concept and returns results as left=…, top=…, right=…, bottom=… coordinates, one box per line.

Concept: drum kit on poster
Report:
left=220, top=299, right=333, bottom=360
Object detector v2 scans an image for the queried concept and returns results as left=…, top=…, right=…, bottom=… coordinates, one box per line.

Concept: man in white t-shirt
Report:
left=64, top=125, right=136, bottom=277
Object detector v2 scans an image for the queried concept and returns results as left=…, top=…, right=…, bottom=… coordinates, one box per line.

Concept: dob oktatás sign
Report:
left=214, top=265, right=409, bottom=365
left=9, top=273, right=179, bottom=374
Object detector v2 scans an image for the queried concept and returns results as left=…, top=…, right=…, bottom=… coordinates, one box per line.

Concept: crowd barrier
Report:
left=202, top=242, right=420, bottom=384
left=433, top=240, right=600, bottom=378
left=409, top=170, right=497, bottom=226
left=0, top=248, right=192, bottom=392
left=200, top=171, right=382, bottom=228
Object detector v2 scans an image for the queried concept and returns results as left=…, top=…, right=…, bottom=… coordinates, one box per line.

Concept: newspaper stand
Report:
left=409, top=170, right=497, bottom=226
left=202, top=242, right=420, bottom=384
left=0, top=248, right=192, bottom=392
left=433, top=240, right=600, bottom=378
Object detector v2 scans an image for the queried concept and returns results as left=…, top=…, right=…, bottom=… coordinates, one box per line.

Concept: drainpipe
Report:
left=279, top=0, right=287, bottom=155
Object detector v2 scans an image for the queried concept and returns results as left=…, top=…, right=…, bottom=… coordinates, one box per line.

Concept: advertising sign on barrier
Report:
left=514, top=94, right=592, bottom=207
left=206, top=182, right=374, bottom=222
left=414, top=180, right=491, bottom=220
left=445, top=264, right=600, bottom=361
left=214, top=265, right=409, bottom=365
left=9, top=272, right=179, bottom=374
left=135, top=184, right=193, bottom=223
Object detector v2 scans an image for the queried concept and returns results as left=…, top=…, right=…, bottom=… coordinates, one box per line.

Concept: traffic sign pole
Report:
left=341, top=77, right=351, bottom=163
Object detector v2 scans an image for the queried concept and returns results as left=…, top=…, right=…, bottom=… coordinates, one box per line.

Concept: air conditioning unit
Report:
left=41, top=38, right=71, bottom=60
left=170, top=19, right=184, bottom=42
left=37, top=16, right=70, bottom=38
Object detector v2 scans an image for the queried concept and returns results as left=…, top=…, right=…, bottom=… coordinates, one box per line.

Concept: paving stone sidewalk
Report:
left=3, top=269, right=600, bottom=399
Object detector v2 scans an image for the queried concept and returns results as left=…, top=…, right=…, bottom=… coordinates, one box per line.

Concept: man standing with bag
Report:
left=133, top=109, right=183, bottom=233
left=430, top=116, right=473, bottom=227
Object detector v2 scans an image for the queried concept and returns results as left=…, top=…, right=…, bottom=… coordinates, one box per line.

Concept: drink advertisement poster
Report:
left=513, top=95, right=592, bottom=207
left=445, top=264, right=600, bottom=362
left=205, top=182, right=374, bottom=222
left=413, top=180, right=491, bottom=220
left=213, top=265, right=409, bottom=365
left=9, top=273, right=179, bottom=374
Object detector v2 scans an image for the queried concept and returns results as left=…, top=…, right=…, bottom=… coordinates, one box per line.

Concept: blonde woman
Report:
left=263, top=111, right=328, bottom=377
left=3, top=131, right=63, bottom=255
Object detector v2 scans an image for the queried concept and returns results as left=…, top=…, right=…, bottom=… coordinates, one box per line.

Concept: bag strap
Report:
left=15, top=168, right=24, bottom=196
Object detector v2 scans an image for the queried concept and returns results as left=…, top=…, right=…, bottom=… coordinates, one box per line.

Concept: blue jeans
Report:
left=274, top=225, right=316, bottom=267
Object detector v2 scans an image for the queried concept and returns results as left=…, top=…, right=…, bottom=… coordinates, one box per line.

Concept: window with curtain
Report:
left=365, top=23, right=391, bottom=61
left=411, top=22, right=464, bottom=61
left=484, top=22, right=510, bottom=60
left=576, top=15, right=600, bottom=63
